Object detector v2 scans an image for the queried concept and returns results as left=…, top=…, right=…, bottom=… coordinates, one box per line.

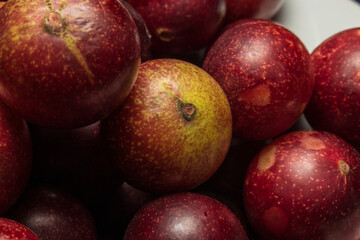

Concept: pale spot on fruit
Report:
left=238, top=84, right=271, bottom=106
left=357, top=29, right=360, bottom=36
left=301, top=133, right=325, bottom=150
left=263, top=206, right=288, bottom=235
left=156, top=28, right=174, bottom=42
left=258, top=145, right=276, bottom=172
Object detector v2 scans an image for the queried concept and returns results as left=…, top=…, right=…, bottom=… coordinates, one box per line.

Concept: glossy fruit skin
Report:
left=243, top=130, right=360, bottom=240
left=121, top=0, right=152, bottom=62
left=6, top=185, right=97, bottom=240
left=127, top=0, right=226, bottom=55
left=203, top=19, right=314, bottom=141
left=0, top=218, right=40, bottom=240
left=0, top=101, right=32, bottom=215
left=305, top=28, right=360, bottom=150
left=225, top=0, right=285, bottom=24
left=0, top=0, right=140, bottom=128
left=101, top=59, right=232, bottom=194
left=123, top=192, right=249, bottom=240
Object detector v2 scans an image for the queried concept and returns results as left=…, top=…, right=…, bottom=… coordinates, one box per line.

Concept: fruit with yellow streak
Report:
left=0, top=0, right=140, bottom=128
left=101, top=58, right=232, bottom=194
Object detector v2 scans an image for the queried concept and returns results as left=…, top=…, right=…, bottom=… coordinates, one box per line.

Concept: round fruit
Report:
left=0, top=0, right=140, bottom=128
left=101, top=58, right=232, bottom=193
left=243, top=130, right=360, bottom=239
left=203, top=19, right=314, bottom=141
left=305, top=28, right=360, bottom=150
left=225, top=0, right=286, bottom=24
left=0, top=101, right=32, bottom=215
left=0, top=218, right=40, bottom=240
left=127, top=0, right=226, bottom=55
left=6, top=185, right=98, bottom=240
left=123, top=192, right=248, bottom=240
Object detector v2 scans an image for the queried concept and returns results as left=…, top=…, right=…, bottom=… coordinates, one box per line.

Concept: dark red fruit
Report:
left=121, top=0, right=152, bottom=62
left=127, top=0, right=226, bottom=55
left=305, top=28, right=360, bottom=150
left=0, top=101, right=32, bottom=215
left=203, top=19, right=314, bottom=141
left=123, top=192, right=249, bottom=240
left=0, top=0, right=140, bottom=128
left=243, top=130, right=360, bottom=239
left=6, top=185, right=98, bottom=240
left=0, top=218, right=40, bottom=240
left=225, top=0, right=285, bottom=24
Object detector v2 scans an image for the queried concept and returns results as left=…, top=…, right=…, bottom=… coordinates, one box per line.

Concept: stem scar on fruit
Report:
left=44, top=11, right=67, bottom=36
left=339, top=160, right=350, bottom=175
left=177, top=99, right=196, bottom=121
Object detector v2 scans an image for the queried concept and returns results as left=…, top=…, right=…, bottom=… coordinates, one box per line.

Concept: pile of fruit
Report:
left=0, top=0, right=360, bottom=239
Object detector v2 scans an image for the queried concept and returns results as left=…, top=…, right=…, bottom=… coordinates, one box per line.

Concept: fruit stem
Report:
left=177, top=99, right=196, bottom=121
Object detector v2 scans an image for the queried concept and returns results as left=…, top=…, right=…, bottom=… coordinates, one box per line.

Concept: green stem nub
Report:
left=178, top=100, right=196, bottom=121
left=44, top=11, right=66, bottom=36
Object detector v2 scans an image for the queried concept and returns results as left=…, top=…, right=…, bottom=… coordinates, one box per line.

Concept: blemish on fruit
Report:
left=262, top=206, right=288, bottom=235
left=301, top=133, right=325, bottom=150
left=258, top=145, right=276, bottom=172
left=238, top=84, right=271, bottom=106
left=177, top=99, right=196, bottom=121
left=44, top=11, right=65, bottom=36
left=156, top=28, right=174, bottom=42
left=338, top=160, right=350, bottom=175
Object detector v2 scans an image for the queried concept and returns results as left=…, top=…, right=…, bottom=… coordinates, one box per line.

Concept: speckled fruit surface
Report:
left=243, top=130, right=360, bottom=240
left=6, top=185, right=97, bottom=240
left=203, top=19, right=314, bottom=141
left=123, top=192, right=248, bottom=240
left=101, top=58, right=232, bottom=194
left=0, top=101, right=32, bottom=215
left=0, top=0, right=140, bottom=128
left=127, top=0, right=226, bottom=55
left=225, top=0, right=285, bottom=24
left=0, top=218, right=40, bottom=240
left=305, top=28, right=360, bottom=150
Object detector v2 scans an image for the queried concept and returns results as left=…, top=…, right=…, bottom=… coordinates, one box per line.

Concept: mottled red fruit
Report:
left=243, top=130, right=360, bottom=240
left=0, top=101, right=32, bottom=215
left=305, top=28, right=360, bottom=150
left=203, top=19, right=314, bottom=141
left=225, top=0, right=285, bottom=24
left=101, top=59, right=232, bottom=194
left=6, top=185, right=97, bottom=240
left=0, top=0, right=140, bottom=128
left=0, top=218, right=40, bottom=240
left=127, top=0, right=226, bottom=55
left=121, top=0, right=152, bottom=62
left=123, top=192, right=249, bottom=240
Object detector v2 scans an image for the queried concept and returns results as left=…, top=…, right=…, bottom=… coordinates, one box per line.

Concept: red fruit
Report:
left=305, top=28, right=360, bottom=150
left=101, top=59, right=232, bottom=194
left=127, top=0, right=226, bottom=55
left=243, top=130, right=360, bottom=239
left=203, top=19, right=314, bottom=141
left=0, top=0, right=140, bottom=128
left=121, top=0, right=152, bottom=62
left=0, top=101, right=32, bottom=215
left=123, top=192, right=249, bottom=240
left=6, top=185, right=98, bottom=240
left=0, top=218, right=40, bottom=240
left=225, top=0, right=286, bottom=24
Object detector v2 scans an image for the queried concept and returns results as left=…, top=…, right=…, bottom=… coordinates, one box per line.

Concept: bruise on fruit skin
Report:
left=262, top=206, right=288, bottom=235
left=300, top=132, right=326, bottom=150
left=238, top=84, right=271, bottom=106
left=257, top=144, right=276, bottom=172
